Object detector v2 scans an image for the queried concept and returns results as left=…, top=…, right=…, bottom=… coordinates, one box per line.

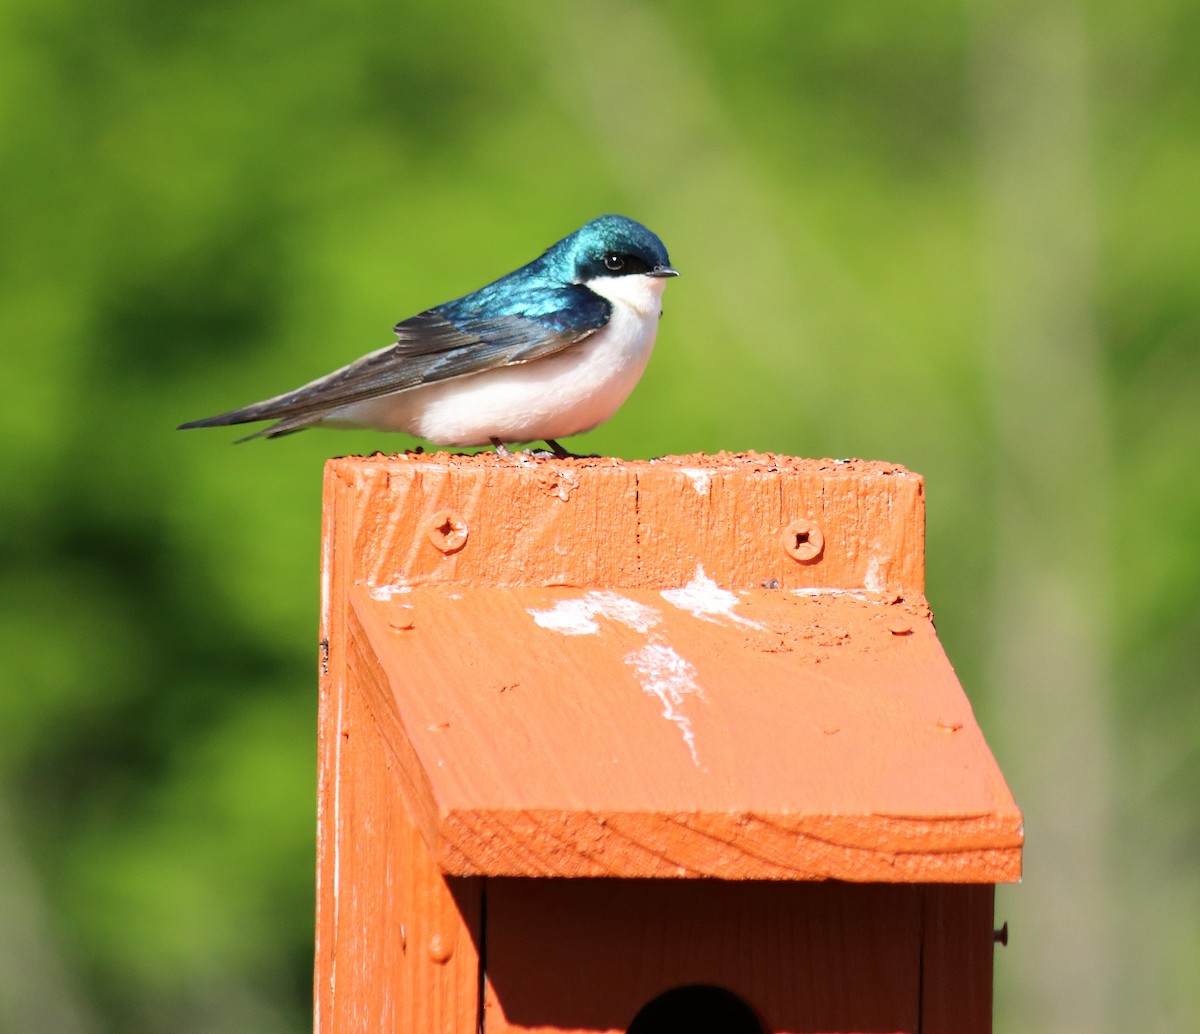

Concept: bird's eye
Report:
left=603, top=253, right=625, bottom=272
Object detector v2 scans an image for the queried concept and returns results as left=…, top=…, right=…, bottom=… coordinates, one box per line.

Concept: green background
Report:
left=2, top=2, right=1197, bottom=1031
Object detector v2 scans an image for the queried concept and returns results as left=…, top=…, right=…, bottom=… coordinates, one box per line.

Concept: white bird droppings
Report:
left=368, top=582, right=413, bottom=600
left=661, top=565, right=764, bottom=629
left=527, top=589, right=704, bottom=764
left=529, top=590, right=659, bottom=635
left=624, top=642, right=702, bottom=765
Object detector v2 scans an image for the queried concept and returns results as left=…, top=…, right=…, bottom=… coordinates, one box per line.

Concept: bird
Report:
left=178, top=214, right=678, bottom=456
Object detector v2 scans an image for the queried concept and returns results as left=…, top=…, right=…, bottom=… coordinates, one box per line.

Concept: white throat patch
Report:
left=583, top=272, right=667, bottom=319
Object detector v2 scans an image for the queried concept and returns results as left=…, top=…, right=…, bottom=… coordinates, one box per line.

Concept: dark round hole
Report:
left=627, top=985, right=765, bottom=1034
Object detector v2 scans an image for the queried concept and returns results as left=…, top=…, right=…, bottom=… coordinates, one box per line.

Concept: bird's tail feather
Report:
left=231, top=418, right=317, bottom=443
left=178, top=406, right=319, bottom=442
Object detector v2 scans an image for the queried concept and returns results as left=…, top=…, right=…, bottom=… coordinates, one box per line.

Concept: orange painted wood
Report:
left=316, top=451, right=1019, bottom=1031
left=314, top=634, right=481, bottom=1034
left=633, top=457, right=925, bottom=597
left=484, top=878, right=922, bottom=1034
left=319, top=452, right=1019, bottom=883
left=483, top=880, right=998, bottom=1034
left=322, top=452, right=925, bottom=594
left=349, top=582, right=1021, bottom=881
left=317, top=480, right=481, bottom=1034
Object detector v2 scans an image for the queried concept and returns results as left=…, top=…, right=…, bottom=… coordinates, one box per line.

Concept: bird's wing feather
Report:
left=178, top=290, right=610, bottom=435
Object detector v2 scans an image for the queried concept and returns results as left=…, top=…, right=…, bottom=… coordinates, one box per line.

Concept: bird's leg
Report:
left=489, top=437, right=513, bottom=458
left=545, top=439, right=572, bottom=459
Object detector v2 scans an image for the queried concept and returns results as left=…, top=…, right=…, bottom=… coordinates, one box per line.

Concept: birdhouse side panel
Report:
left=316, top=623, right=481, bottom=1033
left=920, top=884, right=996, bottom=1034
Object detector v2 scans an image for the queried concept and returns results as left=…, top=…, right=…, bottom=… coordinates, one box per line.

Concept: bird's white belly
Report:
left=333, top=274, right=666, bottom=445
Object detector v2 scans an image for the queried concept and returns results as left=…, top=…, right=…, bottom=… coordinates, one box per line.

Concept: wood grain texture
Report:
left=920, top=885, right=997, bottom=1034
left=348, top=582, right=1021, bottom=881
left=314, top=636, right=481, bottom=1034
left=318, top=466, right=481, bottom=1034
left=634, top=457, right=925, bottom=596
left=323, top=451, right=925, bottom=594
left=317, top=452, right=1015, bottom=1031
left=484, top=878, right=922, bottom=1034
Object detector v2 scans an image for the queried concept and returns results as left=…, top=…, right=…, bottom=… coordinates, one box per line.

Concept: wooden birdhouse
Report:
left=315, top=452, right=1022, bottom=1034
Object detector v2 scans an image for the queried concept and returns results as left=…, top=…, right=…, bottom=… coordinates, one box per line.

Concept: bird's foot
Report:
left=539, top=439, right=597, bottom=459
left=490, top=437, right=590, bottom=461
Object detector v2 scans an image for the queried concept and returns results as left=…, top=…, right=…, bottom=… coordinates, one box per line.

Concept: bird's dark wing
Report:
left=178, top=291, right=610, bottom=439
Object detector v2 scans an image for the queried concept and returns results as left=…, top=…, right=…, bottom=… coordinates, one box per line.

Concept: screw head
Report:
left=427, top=510, right=468, bottom=554
left=783, top=519, right=824, bottom=563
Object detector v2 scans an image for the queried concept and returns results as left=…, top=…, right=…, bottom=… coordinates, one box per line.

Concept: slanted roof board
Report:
left=349, top=582, right=1021, bottom=882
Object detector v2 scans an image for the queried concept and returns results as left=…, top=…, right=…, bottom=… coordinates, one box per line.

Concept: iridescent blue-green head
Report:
left=545, top=214, right=677, bottom=285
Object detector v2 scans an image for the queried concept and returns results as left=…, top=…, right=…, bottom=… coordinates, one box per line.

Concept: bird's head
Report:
left=553, top=215, right=678, bottom=286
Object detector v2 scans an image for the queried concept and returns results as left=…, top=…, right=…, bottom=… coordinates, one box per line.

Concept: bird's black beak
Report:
left=648, top=265, right=679, bottom=278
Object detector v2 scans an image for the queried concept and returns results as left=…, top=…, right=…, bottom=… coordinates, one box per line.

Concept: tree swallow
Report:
left=179, top=214, right=678, bottom=455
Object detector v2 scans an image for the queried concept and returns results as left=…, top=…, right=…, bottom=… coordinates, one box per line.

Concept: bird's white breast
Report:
left=334, top=273, right=667, bottom=446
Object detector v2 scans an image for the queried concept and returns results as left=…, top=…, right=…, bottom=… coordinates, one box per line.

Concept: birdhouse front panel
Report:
left=316, top=453, right=1021, bottom=1034
left=484, top=877, right=925, bottom=1034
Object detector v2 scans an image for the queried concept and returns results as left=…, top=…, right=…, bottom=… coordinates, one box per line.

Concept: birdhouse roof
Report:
left=328, top=453, right=1021, bottom=883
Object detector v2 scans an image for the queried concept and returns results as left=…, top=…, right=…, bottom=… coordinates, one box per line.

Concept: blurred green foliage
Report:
left=1, top=1, right=1197, bottom=1031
